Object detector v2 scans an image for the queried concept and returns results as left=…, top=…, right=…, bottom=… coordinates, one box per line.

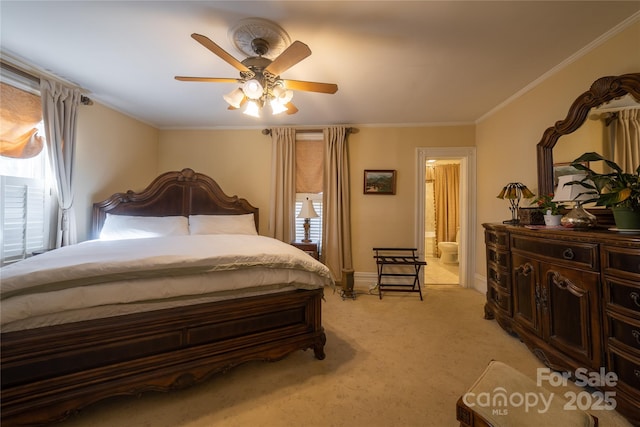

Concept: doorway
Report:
left=415, top=147, right=477, bottom=289
left=424, top=159, right=460, bottom=285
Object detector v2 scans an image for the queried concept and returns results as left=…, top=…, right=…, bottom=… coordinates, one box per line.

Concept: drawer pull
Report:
left=631, top=292, right=640, bottom=308
left=635, top=369, right=640, bottom=380
left=516, top=263, right=533, bottom=276
left=562, top=248, right=575, bottom=260
left=633, top=330, right=640, bottom=345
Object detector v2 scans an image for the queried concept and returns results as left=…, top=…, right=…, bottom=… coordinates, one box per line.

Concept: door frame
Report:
left=415, top=147, right=477, bottom=288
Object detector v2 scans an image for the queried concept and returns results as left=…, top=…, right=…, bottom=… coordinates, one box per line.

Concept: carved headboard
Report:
left=91, top=168, right=259, bottom=239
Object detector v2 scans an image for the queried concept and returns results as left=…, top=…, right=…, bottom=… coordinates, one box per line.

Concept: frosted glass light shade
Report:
left=223, top=88, right=244, bottom=108
left=243, top=100, right=260, bottom=118
left=242, top=79, right=264, bottom=99
left=270, top=98, right=288, bottom=115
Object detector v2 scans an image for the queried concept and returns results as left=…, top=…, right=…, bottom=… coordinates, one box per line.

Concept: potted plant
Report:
left=570, top=152, right=640, bottom=230
left=531, top=193, right=565, bottom=226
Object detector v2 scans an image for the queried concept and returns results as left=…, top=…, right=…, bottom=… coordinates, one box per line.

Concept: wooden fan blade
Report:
left=191, top=33, right=250, bottom=72
left=264, top=41, right=311, bottom=76
left=175, top=76, right=240, bottom=83
left=285, top=102, right=298, bottom=115
left=282, top=79, right=338, bottom=94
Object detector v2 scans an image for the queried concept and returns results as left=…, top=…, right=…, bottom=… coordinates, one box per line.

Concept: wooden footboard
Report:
left=1, top=288, right=326, bottom=426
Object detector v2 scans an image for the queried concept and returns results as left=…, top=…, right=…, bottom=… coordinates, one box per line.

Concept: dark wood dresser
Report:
left=483, top=223, right=640, bottom=424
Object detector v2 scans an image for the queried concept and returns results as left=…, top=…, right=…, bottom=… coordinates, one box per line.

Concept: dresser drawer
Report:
left=604, top=276, right=640, bottom=317
left=485, top=229, right=509, bottom=250
left=487, top=262, right=510, bottom=292
left=511, top=235, right=598, bottom=271
left=486, top=246, right=509, bottom=269
left=607, top=345, right=640, bottom=393
left=488, top=284, right=511, bottom=316
left=606, top=311, right=640, bottom=352
left=602, top=245, right=640, bottom=282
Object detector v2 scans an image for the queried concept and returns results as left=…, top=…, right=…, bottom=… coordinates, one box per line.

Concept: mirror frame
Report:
left=537, top=73, right=640, bottom=196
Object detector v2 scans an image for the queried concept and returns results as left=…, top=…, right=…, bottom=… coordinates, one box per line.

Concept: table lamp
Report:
left=298, top=197, right=319, bottom=242
left=497, top=182, right=535, bottom=224
left=552, top=174, right=597, bottom=228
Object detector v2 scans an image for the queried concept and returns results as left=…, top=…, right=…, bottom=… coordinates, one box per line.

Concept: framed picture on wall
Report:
left=364, top=170, right=396, bottom=194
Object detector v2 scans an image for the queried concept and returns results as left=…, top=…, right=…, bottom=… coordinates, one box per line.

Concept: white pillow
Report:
left=189, top=214, right=258, bottom=235
left=100, top=214, right=189, bottom=240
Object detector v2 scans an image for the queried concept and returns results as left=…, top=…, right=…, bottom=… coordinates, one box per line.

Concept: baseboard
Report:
left=473, top=273, right=487, bottom=294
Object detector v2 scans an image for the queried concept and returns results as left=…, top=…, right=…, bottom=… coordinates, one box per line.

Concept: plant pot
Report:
left=612, top=207, right=640, bottom=230
left=543, top=214, right=562, bottom=226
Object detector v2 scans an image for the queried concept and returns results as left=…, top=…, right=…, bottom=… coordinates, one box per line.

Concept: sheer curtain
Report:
left=434, top=164, right=460, bottom=255
left=40, top=79, right=81, bottom=247
left=268, top=127, right=296, bottom=242
left=612, top=108, right=640, bottom=173
left=322, top=126, right=352, bottom=281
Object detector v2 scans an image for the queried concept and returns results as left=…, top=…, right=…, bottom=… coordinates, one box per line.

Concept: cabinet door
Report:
left=512, top=253, right=540, bottom=336
left=540, top=263, right=602, bottom=369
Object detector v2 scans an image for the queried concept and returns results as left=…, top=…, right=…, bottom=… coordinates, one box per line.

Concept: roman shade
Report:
left=0, top=82, right=44, bottom=159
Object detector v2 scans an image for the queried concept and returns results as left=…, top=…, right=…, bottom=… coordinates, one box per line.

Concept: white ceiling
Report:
left=1, top=1, right=639, bottom=129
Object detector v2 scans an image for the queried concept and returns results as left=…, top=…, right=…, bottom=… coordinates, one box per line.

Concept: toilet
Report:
left=438, top=228, right=460, bottom=264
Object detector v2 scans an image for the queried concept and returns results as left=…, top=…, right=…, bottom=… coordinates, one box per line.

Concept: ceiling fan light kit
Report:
left=175, top=18, right=338, bottom=119
left=223, top=88, right=245, bottom=108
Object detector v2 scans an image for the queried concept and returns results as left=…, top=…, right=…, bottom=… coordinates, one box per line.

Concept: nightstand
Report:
left=290, top=240, right=319, bottom=260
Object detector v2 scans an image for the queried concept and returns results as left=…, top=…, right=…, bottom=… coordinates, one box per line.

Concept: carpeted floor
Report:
left=60, top=286, right=632, bottom=427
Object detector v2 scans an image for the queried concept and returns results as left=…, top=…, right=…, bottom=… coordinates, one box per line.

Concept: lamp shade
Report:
left=242, top=79, right=264, bottom=99
left=223, top=88, right=245, bottom=108
left=270, top=98, right=288, bottom=115
left=243, top=100, right=261, bottom=118
left=298, top=198, right=319, bottom=219
left=552, top=174, right=595, bottom=202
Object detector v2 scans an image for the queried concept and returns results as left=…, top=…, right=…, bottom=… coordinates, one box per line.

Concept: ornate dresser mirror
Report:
left=536, top=73, right=640, bottom=198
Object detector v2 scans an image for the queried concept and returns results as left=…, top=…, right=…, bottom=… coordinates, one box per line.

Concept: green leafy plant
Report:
left=570, top=152, right=640, bottom=211
left=531, top=193, right=565, bottom=215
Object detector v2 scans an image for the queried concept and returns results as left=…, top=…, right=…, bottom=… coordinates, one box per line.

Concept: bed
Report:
left=0, top=168, right=333, bottom=426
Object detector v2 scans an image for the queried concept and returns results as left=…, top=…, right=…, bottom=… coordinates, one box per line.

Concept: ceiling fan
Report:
left=175, top=20, right=338, bottom=117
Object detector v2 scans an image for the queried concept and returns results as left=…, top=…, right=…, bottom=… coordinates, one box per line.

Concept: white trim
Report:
left=416, top=147, right=477, bottom=289
left=474, top=272, right=488, bottom=295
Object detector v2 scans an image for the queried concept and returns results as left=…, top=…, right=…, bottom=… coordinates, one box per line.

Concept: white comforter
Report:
left=0, top=235, right=334, bottom=331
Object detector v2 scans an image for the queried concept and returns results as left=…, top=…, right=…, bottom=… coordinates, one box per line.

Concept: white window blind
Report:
left=1, top=176, right=49, bottom=265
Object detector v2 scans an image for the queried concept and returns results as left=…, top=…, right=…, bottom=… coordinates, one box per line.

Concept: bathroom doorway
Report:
left=424, top=159, right=460, bottom=285
left=415, top=147, right=477, bottom=289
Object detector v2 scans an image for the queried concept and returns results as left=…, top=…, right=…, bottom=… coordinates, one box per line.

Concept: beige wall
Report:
left=475, top=20, right=640, bottom=284
left=348, top=126, right=474, bottom=272
left=157, top=129, right=271, bottom=233
left=156, top=126, right=474, bottom=273
left=75, top=103, right=158, bottom=241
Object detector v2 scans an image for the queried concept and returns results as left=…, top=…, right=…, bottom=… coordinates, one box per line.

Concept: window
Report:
left=295, top=133, right=323, bottom=249
left=1, top=66, right=54, bottom=265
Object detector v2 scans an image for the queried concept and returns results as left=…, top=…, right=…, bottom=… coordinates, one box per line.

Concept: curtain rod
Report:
left=261, top=127, right=356, bottom=136
left=1, top=60, right=93, bottom=105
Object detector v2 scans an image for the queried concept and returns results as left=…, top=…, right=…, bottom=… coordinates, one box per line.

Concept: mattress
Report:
left=1, top=234, right=334, bottom=332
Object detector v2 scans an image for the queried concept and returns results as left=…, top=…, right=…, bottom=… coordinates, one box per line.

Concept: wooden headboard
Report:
left=92, top=168, right=259, bottom=239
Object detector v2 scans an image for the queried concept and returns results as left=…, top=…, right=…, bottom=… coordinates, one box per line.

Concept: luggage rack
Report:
left=373, top=247, right=426, bottom=300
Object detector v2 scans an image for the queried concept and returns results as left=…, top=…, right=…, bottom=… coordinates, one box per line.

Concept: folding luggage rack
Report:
left=373, top=248, right=426, bottom=300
